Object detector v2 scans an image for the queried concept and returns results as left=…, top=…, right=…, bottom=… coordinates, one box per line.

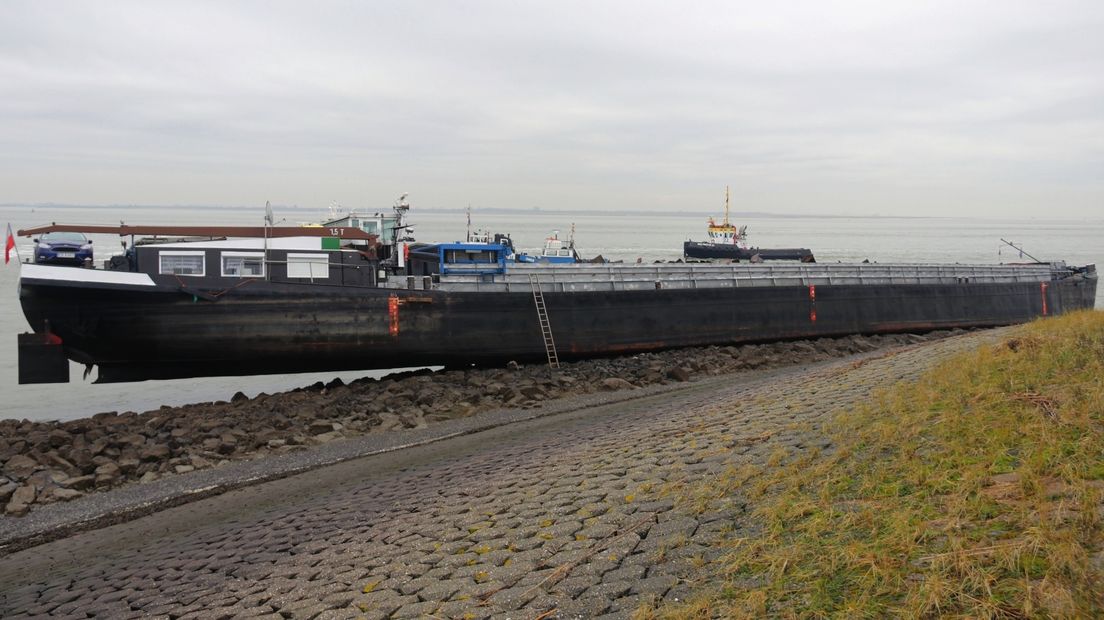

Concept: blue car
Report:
left=34, top=231, right=94, bottom=266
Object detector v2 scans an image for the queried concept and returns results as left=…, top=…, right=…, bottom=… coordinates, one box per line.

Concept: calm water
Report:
left=2, top=204, right=1101, bottom=422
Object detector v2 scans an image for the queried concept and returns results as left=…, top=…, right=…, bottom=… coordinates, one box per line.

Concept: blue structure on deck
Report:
left=433, top=242, right=509, bottom=276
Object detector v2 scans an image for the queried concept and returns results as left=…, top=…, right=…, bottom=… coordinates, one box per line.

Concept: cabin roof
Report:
left=16, top=224, right=377, bottom=240
left=147, top=237, right=336, bottom=251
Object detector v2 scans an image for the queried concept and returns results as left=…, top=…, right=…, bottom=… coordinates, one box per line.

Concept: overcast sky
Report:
left=1, top=0, right=1102, bottom=216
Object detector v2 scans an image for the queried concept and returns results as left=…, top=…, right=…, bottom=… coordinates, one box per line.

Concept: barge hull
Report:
left=683, top=241, right=813, bottom=261
left=18, top=268, right=1097, bottom=383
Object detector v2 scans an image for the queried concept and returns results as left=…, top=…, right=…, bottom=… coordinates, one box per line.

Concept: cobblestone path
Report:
left=0, top=331, right=1003, bottom=619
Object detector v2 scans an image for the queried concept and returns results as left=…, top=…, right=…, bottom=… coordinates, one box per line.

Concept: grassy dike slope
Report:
left=670, top=311, right=1104, bottom=618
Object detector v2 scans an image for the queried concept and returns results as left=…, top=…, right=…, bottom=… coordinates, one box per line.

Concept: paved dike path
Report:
left=0, top=330, right=1005, bottom=619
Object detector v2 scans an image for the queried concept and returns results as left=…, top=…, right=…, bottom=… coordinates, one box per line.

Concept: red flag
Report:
left=4, top=223, right=15, bottom=264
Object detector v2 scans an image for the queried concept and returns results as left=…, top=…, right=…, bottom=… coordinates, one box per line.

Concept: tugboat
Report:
left=683, top=187, right=814, bottom=262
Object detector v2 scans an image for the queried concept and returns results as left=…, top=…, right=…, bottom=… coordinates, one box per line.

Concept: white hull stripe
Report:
left=19, top=264, right=157, bottom=287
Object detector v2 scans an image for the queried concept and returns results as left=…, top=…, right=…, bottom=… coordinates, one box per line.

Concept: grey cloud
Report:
left=0, top=0, right=1102, bottom=215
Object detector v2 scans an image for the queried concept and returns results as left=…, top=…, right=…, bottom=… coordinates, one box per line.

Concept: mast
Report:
left=263, top=201, right=272, bottom=282
left=723, top=185, right=730, bottom=226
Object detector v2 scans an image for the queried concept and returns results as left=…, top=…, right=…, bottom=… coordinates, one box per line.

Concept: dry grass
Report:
left=663, top=311, right=1104, bottom=618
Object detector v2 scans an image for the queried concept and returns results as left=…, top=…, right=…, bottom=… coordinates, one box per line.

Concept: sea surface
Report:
left=2, top=203, right=1101, bottom=422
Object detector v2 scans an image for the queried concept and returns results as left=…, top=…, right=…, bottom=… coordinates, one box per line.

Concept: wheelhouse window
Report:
left=444, top=249, right=497, bottom=264
left=287, top=253, right=329, bottom=279
left=221, top=252, right=265, bottom=277
left=159, top=251, right=205, bottom=276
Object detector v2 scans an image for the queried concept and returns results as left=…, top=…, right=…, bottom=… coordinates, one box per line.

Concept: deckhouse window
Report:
left=221, top=252, right=265, bottom=277
left=159, top=251, right=205, bottom=276
left=287, top=253, right=329, bottom=279
left=445, top=249, right=497, bottom=263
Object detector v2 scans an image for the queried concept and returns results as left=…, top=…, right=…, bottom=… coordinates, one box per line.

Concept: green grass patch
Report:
left=663, top=311, right=1104, bottom=618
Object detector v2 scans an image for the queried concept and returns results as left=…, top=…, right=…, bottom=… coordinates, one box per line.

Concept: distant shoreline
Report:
left=0, top=203, right=1096, bottom=222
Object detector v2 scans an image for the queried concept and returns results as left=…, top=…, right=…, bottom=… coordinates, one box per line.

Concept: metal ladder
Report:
left=528, top=274, right=560, bottom=369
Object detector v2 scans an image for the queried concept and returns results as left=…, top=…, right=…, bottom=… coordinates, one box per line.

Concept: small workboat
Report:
left=517, top=229, right=580, bottom=264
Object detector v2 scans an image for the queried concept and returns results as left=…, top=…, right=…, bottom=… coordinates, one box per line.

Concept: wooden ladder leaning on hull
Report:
left=528, top=274, right=560, bottom=369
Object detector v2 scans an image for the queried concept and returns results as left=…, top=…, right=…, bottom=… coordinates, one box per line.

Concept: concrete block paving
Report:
left=0, top=331, right=1002, bottom=619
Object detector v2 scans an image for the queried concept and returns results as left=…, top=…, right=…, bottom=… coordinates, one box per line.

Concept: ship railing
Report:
left=432, top=262, right=1071, bottom=292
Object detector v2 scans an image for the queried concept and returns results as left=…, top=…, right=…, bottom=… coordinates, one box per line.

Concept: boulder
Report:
left=666, top=367, right=692, bottom=382
left=231, top=391, right=249, bottom=403
left=43, top=452, right=81, bottom=477
left=398, top=411, right=425, bottom=429
left=144, top=416, right=168, bottom=431
left=48, top=487, right=83, bottom=502
left=27, top=469, right=67, bottom=490
left=116, top=433, right=147, bottom=449
left=94, top=462, right=121, bottom=485
left=59, top=475, right=96, bottom=491
left=139, top=444, right=171, bottom=461
left=47, top=429, right=71, bottom=448
left=600, top=377, right=635, bottom=391
left=216, top=437, right=237, bottom=455
left=5, top=484, right=37, bottom=515
left=3, top=454, right=39, bottom=479
left=791, top=342, right=818, bottom=355
left=89, top=438, right=109, bottom=456
left=0, top=480, right=18, bottom=503
left=415, top=391, right=438, bottom=406
left=450, top=403, right=478, bottom=418
left=520, top=386, right=547, bottom=400
left=309, top=421, right=338, bottom=435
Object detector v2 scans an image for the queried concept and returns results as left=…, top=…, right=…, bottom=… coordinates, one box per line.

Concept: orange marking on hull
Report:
left=388, top=294, right=400, bottom=337
left=809, top=285, right=817, bottom=322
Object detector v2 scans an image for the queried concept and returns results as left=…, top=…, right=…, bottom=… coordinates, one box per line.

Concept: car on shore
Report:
left=34, top=231, right=93, bottom=266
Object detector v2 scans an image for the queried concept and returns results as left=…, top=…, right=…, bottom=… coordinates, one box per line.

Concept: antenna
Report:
left=1000, top=238, right=1042, bottom=263
left=263, top=201, right=272, bottom=281
left=723, top=185, right=730, bottom=226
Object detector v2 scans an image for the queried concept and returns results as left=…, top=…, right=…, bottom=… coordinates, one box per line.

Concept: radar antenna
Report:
left=392, top=193, right=414, bottom=242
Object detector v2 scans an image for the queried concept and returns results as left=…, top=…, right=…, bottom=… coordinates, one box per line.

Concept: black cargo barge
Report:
left=14, top=228, right=1098, bottom=384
